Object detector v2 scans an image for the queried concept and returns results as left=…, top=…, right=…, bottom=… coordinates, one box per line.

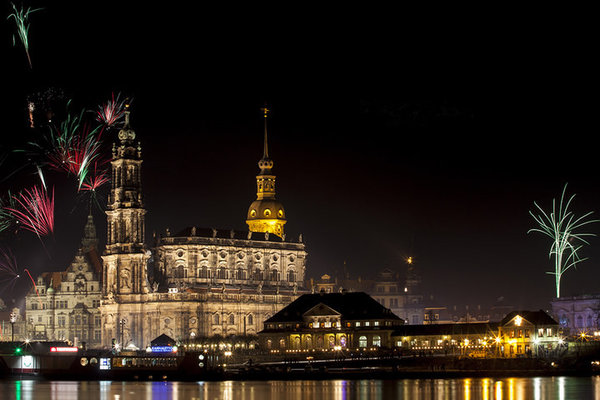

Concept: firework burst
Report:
left=96, top=92, right=129, bottom=128
left=6, top=2, right=42, bottom=69
left=4, top=185, right=54, bottom=238
left=529, top=183, right=599, bottom=298
left=80, top=161, right=110, bottom=192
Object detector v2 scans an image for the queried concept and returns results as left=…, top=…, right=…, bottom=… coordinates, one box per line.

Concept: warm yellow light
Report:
left=514, top=315, right=522, bottom=326
left=495, top=337, right=501, bottom=343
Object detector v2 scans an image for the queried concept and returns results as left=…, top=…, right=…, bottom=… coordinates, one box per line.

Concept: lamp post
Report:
left=9, top=312, right=17, bottom=342
left=119, top=319, right=126, bottom=351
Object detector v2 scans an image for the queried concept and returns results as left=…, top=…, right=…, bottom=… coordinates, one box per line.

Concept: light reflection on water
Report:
left=2, top=376, right=600, bottom=399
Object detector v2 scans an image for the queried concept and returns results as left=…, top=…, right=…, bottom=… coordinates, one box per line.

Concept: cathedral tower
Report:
left=102, top=109, right=149, bottom=295
left=246, top=106, right=287, bottom=238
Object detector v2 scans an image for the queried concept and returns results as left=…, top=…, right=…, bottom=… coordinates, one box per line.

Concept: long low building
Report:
left=259, top=295, right=562, bottom=359
left=392, top=322, right=499, bottom=356
left=259, top=292, right=404, bottom=352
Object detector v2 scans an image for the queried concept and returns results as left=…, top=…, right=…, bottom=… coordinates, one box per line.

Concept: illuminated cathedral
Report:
left=26, top=108, right=308, bottom=349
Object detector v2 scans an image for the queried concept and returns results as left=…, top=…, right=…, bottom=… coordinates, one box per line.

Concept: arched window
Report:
left=287, top=269, right=296, bottom=282
left=587, top=315, right=593, bottom=327
left=229, top=314, right=235, bottom=325
left=236, top=268, right=246, bottom=280
left=577, top=315, right=583, bottom=327
left=359, top=336, right=368, bottom=348
left=218, top=267, right=226, bottom=279
left=253, top=268, right=262, bottom=281
left=340, top=335, right=347, bottom=348
left=279, top=338, right=286, bottom=349
left=270, top=269, right=280, bottom=282
left=213, top=314, right=220, bottom=325
left=199, top=266, right=208, bottom=278
left=247, top=314, right=254, bottom=325
left=373, top=335, right=381, bottom=347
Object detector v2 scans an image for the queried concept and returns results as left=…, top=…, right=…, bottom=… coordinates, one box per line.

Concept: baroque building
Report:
left=98, top=108, right=307, bottom=349
left=25, top=212, right=103, bottom=346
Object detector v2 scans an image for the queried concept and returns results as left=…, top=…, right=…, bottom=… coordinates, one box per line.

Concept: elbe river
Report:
left=1, top=376, right=599, bottom=399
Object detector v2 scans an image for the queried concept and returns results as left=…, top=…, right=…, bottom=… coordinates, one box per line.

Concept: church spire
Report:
left=262, top=105, right=269, bottom=159
left=258, top=105, right=274, bottom=176
left=80, top=210, right=98, bottom=252
left=246, top=105, right=287, bottom=238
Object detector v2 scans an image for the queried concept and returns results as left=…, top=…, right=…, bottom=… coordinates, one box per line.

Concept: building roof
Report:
left=164, top=226, right=303, bottom=244
left=500, top=310, right=558, bottom=326
left=151, top=333, right=176, bottom=346
left=264, top=292, right=402, bottom=323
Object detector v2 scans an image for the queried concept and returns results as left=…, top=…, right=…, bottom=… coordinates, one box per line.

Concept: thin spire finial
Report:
left=260, top=105, right=270, bottom=159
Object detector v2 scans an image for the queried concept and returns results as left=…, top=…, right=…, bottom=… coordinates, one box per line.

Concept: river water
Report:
left=1, top=376, right=599, bottom=399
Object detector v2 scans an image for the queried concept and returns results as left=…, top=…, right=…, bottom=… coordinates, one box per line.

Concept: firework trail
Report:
left=80, top=161, right=109, bottom=192
left=24, top=268, right=42, bottom=306
left=28, top=101, right=35, bottom=128
left=0, top=192, right=18, bottom=234
left=6, top=3, right=42, bottom=69
left=0, top=247, right=19, bottom=277
left=96, top=93, right=129, bottom=128
left=4, top=185, right=54, bottom=238
left=0, top=246, right=20, bottom=295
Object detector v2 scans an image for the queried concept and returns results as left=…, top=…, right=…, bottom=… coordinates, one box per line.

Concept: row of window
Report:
left=506, top=327, right=555, bottom=338
left=54, top=329, right=102, bottom=341
left=29, top=299, right=101, bottom=310
left=32, top=315, right=102, bottom=327
left=212, top=314, right=255, bottom=325
left=267, top=320, right=394, bottom=330
left=173, top=267, right=298, bottom=282
left=268, top=335, right=381, bottom=350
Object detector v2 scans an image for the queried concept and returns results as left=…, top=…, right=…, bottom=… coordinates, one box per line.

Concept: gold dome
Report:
left=247, top=199, right=286, bottom=221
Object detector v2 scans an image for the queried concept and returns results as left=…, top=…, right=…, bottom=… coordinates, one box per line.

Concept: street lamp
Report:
left=9, top=312, right=17, bottom=342
left=119, top=319, right=126, bottom=351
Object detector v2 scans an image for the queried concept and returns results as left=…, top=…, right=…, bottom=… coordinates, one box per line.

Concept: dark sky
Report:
left=2, top=3, right=600, bottom=313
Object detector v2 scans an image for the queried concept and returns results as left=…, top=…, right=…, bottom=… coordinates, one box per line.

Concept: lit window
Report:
left=355, top=322, right=361, bottom=327
left=312, top=322, right=320, bottom=328
left=374, top=321, right=379, bottom=326
left=365, top=321, right=370, bottom=327
left=324, top=322, right=332, bottom=328
left=373, top=336, right=381, bottom=347
left=359, top=336, right=367, bottom=347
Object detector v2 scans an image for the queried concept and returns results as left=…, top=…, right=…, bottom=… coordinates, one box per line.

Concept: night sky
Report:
left=2, top=3, right=600, bottom=313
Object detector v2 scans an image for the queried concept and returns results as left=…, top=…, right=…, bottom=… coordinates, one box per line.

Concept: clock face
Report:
left=118, top=130, right=127, bottom=140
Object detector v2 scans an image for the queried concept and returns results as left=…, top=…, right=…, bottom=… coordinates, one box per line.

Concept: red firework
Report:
left=24, top=268, right=42, bottom=306
left=4, top=185, right=54, bottom=237
left=96, top=92, right=128, bottom=127
left=80, top=161, right=110, bottom=192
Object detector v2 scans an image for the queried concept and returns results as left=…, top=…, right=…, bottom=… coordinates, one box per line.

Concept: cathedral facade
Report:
left=98, top=109, right=307, bottom=348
